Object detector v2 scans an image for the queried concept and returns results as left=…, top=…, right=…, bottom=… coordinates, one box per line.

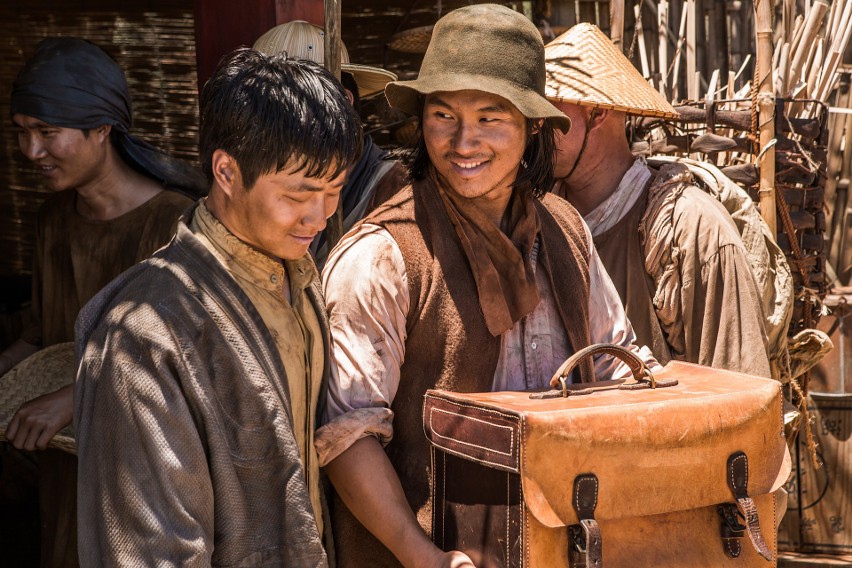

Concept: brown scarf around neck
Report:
left=431, top=171, right=542, bottom=336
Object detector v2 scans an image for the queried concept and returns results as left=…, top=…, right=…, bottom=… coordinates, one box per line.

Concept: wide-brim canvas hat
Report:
left=0, top=343, right=76, bottom=454
left=385, top=4, right=571, bottom=133
left=253, top=20, right=398, bottom=99
left=545, top=23, right=678, bottom=119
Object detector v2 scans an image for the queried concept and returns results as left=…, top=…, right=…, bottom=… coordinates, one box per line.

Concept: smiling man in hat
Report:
left=545, top=23, right=791, bottom=379
left=254, top=20, right=406, bottom=267
left=317, top=6, right=658, bottom=567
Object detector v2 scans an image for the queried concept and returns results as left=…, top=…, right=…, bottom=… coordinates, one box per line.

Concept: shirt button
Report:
left=270, top=274, right=278, bottom=284
left=531, top=342, right=537, bottom=350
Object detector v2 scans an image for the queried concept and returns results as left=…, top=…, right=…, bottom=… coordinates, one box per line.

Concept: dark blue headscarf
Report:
left=11, top=37, right=205, bottom=197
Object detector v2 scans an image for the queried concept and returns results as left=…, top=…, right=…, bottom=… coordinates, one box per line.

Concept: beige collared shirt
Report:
left=190, top=201, right=325, bottom=533
left=582, top=157, right=651, bottom=237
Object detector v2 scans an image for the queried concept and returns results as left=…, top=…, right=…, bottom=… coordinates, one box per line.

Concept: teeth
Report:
left=455, top=161, right=484, bottom=169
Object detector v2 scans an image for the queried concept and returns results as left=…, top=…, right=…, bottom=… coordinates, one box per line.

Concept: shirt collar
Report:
left=192, top=200, right=317, bottom=296
left=583, top=157, right=651, bottom=237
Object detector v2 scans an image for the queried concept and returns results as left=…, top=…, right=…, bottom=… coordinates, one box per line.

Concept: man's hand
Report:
left=5, top=384, right=73, bottom=451
left=326, top=436, right=478, bottom=568
left=419, top=550, right=476, bottom=568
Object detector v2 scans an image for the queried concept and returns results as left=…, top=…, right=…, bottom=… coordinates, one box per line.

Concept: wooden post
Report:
left=610, top=0, right=625, bottom=51
left=672, top=5, right=689, bottom=102
left=635, top=4, right=650, bottom=78
left=754, top=0, right=777, bottom=234
left=658, top=0, right=669, bottom=95
left=686, top=0, right=697, bottom=100
left=324, top=0, right=345, bottom=250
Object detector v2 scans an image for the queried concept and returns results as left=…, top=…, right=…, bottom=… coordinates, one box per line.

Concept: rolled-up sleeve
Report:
left=317, top=224, right=409, bottom=466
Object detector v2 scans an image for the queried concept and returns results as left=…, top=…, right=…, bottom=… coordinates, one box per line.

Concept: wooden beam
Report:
left=276, top=0, right=323, bottom=26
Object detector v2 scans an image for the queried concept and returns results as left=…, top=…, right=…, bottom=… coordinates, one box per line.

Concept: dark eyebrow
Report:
left=425, top=96, right=510, bottom=114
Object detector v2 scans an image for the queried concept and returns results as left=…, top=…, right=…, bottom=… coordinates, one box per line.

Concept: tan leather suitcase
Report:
left=424, top=344, right=792, bottom=567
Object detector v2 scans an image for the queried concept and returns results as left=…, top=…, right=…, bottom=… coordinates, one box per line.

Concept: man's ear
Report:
left=344, top=88, right=356, bottom=107
left=94, top=124, right=111, bottom=143
left=587, top=108, right=608, bottom=131
left=529, top=118, right=545, bottom=135
left=211, top=149, right=242, bottom=197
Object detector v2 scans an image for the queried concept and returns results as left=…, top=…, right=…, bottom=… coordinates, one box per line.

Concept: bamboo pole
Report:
left=611, top=0, right=625, bottom=51
left=635, top=4, right=651, bottom=78
left=777, top=43, right=790, bottom=95
left=788, top=0, right=830, bottom=94
left=324, top=0, right=344, bottom=250
left=658, top=0, right=669, bottom=95
left=754, top=0, right=777, bottom=234
left=687, top=0, right=697, bottom=100
left=672, top=5, right=690, bottom=102
left=827, top=79, right=850, bottom=256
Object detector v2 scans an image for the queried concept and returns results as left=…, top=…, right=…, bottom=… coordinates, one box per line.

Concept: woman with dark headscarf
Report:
left=0, top=37, right=204, bottom=567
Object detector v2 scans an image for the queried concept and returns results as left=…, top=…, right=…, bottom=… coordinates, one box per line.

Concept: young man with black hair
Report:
left=253, top=20, right=406, bottom=266
left=74, top=48, right=362, bottom=566
left=317, top=5, right=658, bottom=568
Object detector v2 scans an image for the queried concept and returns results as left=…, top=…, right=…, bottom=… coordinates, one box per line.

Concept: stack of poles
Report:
left=614, top=0, right=852, bottom=283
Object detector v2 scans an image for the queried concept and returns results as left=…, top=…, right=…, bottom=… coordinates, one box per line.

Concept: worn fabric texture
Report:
left=20, top=189, right=192, bottom=349
left=638, top=162, right=773, bottom=377
left=310, top=136, right=404, bottom=267
left=74, top=218, right=328, bottom=567
left=647, top=156, right=794, bottom=381
left=327, top=176, right=593, bottom=568
left=190, top=201, right=326, bottom=535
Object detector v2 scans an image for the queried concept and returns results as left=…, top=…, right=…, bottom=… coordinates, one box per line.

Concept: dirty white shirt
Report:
left=315, top=219, right=659, bottom=466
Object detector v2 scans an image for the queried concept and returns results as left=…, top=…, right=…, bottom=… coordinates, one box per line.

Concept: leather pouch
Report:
left=424, top=344, right=792, bottom=567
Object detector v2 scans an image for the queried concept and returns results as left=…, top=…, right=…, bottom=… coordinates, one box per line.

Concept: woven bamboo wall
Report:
left=0, top=1, right=199, bottom=277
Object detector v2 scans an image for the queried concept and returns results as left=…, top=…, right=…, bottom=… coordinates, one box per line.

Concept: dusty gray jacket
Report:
left=74, top=220, right=329, bottom=568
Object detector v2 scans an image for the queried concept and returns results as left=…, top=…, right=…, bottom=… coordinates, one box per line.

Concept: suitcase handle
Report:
left=543, top=344, right=676, bottom=398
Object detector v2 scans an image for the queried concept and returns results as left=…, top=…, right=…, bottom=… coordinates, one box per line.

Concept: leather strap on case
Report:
left=568, top=474, right=602, bottom=568
left=726, top=451, right=773, bottom=561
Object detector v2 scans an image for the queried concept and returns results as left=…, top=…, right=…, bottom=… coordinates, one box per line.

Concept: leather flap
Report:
left=427, top=361, right=791, bottom=527
left=423, top=392, right=521, bottom=473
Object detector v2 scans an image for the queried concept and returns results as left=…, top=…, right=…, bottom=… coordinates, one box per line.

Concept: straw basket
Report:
left=0, top=342, right=76, bottom=454
left=387, top=25, right=433, bottom=54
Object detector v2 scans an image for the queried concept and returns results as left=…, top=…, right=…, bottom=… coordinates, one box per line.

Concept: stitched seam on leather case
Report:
left=428, top=397, right=520, bottom=422
left=725, top=538, right=740, bottom=557
left=575, top=477, right=598, bottom=513
left=442, top=451, right=446, bottom=547
left=429, top=407, right=516, bottom=457
left=522, top=419, right=528, bottom=568
left=730, top=454, right=748, bottom=491
left=505, top=471, right=510, bottom=566
left=772, top=489, right=778, bottom=563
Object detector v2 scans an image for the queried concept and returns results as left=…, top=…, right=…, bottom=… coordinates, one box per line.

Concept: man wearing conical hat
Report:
left=545, top=23, right=787, bottom=378
left=317, top=6, right=658, bottom=567
left=254, top=21, right=406, bottom=267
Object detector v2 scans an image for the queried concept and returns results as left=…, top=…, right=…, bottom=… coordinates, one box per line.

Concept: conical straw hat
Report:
left=253, top=21, right=398, bottom=99
left=0, top=343, right=76, bottom=454
left=545, top=23, right=678, bottom=119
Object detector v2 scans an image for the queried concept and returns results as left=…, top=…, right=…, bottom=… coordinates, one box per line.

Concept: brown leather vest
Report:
left=331, top=178, right=593, bottom=567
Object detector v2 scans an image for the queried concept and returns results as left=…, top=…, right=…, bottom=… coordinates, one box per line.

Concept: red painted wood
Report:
left=193, top=0, right=276, bottom=90
left=275, top=0, right=323, bottom=26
